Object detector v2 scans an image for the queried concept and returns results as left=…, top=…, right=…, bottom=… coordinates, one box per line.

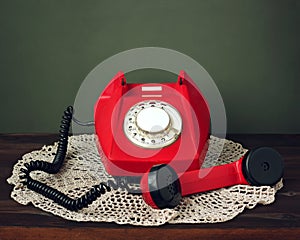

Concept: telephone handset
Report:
left=20, top=70, right=284, bottom=211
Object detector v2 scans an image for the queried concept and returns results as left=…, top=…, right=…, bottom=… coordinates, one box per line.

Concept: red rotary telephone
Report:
left=95, top=71, right=284, bottom=209
left=21, top=70, right=284, bottom=211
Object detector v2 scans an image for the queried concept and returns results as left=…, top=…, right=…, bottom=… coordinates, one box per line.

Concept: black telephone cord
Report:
left=19, top=106, right=110, bottom=211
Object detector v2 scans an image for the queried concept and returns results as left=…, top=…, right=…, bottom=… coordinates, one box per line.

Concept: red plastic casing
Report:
left=94, top=70, right=210, bottom=176
left=179, top=155, right=249, bottom=196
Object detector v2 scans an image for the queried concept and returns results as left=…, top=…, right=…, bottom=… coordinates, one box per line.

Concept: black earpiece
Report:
left=242, top=147, right=284, bottom=186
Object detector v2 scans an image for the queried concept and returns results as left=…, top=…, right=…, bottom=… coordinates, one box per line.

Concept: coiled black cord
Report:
left=107, top=177, right=141, bottom=194
left=20, top=106, right=110, bottom=211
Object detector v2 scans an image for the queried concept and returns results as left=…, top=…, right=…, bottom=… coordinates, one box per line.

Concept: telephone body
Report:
left=95, top=70, right=210, bottom=176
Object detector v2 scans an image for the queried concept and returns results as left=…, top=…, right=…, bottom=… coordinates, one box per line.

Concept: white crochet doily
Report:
left=7, top=135, right=283, bottom=226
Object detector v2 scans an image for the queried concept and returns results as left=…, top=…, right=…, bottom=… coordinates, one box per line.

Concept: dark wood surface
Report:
left=0, top=134, right=299, bottom=240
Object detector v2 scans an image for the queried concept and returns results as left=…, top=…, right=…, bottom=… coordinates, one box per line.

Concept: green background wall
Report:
left=0, top=0, right=299, bottom=133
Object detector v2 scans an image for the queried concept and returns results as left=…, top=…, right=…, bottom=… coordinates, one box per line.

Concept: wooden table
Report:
left=0, top=134, right=299, bottom=240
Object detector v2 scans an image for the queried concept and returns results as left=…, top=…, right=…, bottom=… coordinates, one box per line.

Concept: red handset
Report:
left=140, top=147, right=283, bottom=209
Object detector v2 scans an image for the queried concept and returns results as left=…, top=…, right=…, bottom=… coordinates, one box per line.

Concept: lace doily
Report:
left=7, top=135, right=283, bottom=226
